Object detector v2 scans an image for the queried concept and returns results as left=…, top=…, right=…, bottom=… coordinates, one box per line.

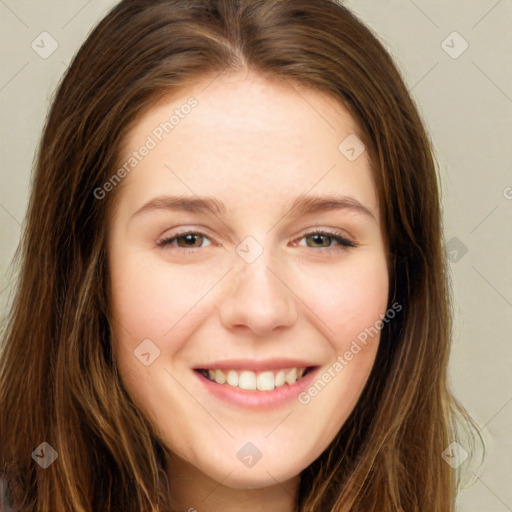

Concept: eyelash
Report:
left=156, top=229, right=357, bottom=254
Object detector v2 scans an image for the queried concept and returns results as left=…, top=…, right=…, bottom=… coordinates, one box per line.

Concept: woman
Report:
left=0, top=0, right=476, bottom=510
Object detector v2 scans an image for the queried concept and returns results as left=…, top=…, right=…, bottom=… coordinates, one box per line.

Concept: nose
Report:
left=219, top=251, right=299, bottom=337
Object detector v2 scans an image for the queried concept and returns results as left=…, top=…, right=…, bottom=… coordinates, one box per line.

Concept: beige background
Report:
left=0, top=0, right=511, bottom=510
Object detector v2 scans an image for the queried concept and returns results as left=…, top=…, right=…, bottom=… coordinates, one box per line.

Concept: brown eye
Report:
left=175, top=233, right=205, bottom=248
left=157, top=231, right=212, bottom=251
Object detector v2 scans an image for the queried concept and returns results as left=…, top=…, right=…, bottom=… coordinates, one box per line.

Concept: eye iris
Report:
left=308, top=234, right=331, bottom=248
left=177, top=234, right=203, bottom=248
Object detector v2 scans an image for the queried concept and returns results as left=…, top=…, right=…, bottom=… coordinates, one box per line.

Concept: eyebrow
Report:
left=130, top=193, right=377, bottom=222
left=286, top=194, right=376, bottom=221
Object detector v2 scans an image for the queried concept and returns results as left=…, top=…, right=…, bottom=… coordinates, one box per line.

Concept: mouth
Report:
left=195, top=366, right=315, bottom=391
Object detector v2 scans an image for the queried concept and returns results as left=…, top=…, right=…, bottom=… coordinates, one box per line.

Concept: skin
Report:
left=107, top=70, right=389, bottom=512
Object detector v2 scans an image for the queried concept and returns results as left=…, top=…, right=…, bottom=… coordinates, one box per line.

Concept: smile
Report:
left=193, top=359, right=320, bottom=408
left=196, top=367, right=311, bottom=391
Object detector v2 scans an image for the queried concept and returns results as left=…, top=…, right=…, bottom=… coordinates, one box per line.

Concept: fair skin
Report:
left=108, top=70, right=389, bottom=512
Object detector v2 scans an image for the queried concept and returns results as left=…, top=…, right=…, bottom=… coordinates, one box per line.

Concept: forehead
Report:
left=114, top=71, right=377, bottom=218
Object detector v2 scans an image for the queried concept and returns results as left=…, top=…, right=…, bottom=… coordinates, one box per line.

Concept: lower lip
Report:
left=194, top=368, right=319, bottom=409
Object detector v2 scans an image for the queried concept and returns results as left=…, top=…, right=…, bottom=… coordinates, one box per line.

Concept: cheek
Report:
left=109, top=252, right=214, bottom=346
left=335, top=269, right=389, bottom=348
left=292, top=251, right=390, bottom=350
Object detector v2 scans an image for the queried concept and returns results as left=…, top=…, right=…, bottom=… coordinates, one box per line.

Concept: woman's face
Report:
left=107, top=71, right=389, bottom=490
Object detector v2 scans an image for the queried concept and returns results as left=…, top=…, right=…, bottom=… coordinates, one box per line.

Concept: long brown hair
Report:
left=0, top=0, right=477, bottom=510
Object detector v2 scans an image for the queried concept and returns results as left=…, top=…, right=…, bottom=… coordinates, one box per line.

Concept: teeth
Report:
left=214, top=369, right=226, bottom=384
left=284, top=368, right=297, bottom=384
left=256, top=371, right=275, bottom=391
left=226, top=370, right=239, bottom=387
left=202, top=367, right=309, bottom=391
left=275, top=370, right=285, bottom=387
left=239, top=371, right=257, bottom=390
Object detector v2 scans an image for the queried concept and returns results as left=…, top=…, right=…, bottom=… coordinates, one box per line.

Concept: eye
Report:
left=293, top=230, right=357, bottom=251
left=157, top=229, right=357, bottom=254
left=157, top=231, right=213, bottom=252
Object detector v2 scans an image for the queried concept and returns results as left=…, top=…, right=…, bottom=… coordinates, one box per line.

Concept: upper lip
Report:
left=193, top=358, right=318, bottom=372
